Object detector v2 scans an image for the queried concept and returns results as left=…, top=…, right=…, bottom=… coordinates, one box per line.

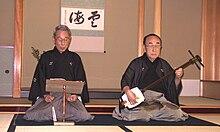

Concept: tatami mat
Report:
left=15, top=126, right=124, bottom=132
left=15, top=126, right=220, bottom=132
left=1, top=96, right=219, bottom=131
left=0, top=97, right=31, bottom=106
left=127, top=126, right=220, bottom=132
left=0, top=114, right=14, bottom=132
left=1, top=113, right=220, bottom=132
left=179, top=96, right=220, bottom=106
left=190, top=114, right=220, bottom=125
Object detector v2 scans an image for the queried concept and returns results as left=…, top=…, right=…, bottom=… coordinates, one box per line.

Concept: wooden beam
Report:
left=200, top=0, right=207, bottom=96
left=201, top=0, right=220, bottom=99
left=154, top=0, right=161, bottom=36
left=137, top=0, right=145, bottom=56
left=13, top=0, right=23, bottom=98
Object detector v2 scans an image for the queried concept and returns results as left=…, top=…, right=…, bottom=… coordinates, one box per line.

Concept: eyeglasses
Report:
left=146, top=44, right=161, bottom=49
left=56, top=37, right=71, bottom=43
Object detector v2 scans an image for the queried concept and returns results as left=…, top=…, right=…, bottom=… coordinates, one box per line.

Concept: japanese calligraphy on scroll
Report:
left=61, top=0, right=105, bottom=52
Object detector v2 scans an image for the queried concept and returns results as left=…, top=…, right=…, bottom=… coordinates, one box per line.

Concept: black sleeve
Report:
left=72, top=54, right=89, bottom=104
left=162, top=60, right=181, bottom=106
left=28, top=54, right=47, bottom=103
left=121, top=61, right=135, bottom=90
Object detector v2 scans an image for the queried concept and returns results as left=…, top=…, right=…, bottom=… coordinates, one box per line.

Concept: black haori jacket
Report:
left=28, top=47, right=89, bottom=104
left=121, top=53, right=182, bottom=106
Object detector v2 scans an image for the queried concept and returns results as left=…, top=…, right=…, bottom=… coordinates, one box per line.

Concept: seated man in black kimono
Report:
left=24, top=25, right=94, bottom=122
left=113, top=34, right=188, bottom=122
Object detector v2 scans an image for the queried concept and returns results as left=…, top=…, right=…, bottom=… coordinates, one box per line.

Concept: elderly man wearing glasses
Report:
left=24, top=25, right=94, bottom=122
left=113, top=34, right=188, bottom=122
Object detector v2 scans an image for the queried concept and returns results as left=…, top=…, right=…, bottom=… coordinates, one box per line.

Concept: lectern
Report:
left=46, top=79, right=84, bottom=125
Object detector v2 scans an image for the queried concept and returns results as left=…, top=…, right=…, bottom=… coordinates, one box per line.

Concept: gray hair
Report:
left=53, top=25, right=71, bottom=38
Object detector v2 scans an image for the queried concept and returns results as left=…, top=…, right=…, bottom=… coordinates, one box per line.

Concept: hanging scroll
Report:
left=61, top=0, right=105, bottom=52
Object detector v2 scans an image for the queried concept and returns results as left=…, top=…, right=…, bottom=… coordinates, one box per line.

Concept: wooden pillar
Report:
left=138, top=0, right=162, bottom=56
left=14, top=0, right=23, bottom=98
left=154, top=0, right=162, bottom=36
left=201, top=0, right=220, bottom=99
left=137, top=0, right=145, bottom=56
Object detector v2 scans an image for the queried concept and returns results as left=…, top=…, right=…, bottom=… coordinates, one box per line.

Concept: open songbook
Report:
left=121, top=87, right=145, bottom=109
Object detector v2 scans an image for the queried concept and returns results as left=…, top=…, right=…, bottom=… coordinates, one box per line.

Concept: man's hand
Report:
left=174, top=68, right=184, bottom=87
left=67, top=94, right=78, bottom=102
left=44, top=94, right=54, bottom=103
left=175, top=68, right=184, bottom=79
left=123, top=86, right=137, bottom=105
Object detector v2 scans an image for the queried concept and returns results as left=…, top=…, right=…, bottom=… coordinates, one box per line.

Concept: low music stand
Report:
left=46, top=79, right=84, bottom=126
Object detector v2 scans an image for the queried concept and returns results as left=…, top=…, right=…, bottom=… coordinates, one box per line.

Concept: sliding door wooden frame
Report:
left=13, top=0, right=23, bottom=97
